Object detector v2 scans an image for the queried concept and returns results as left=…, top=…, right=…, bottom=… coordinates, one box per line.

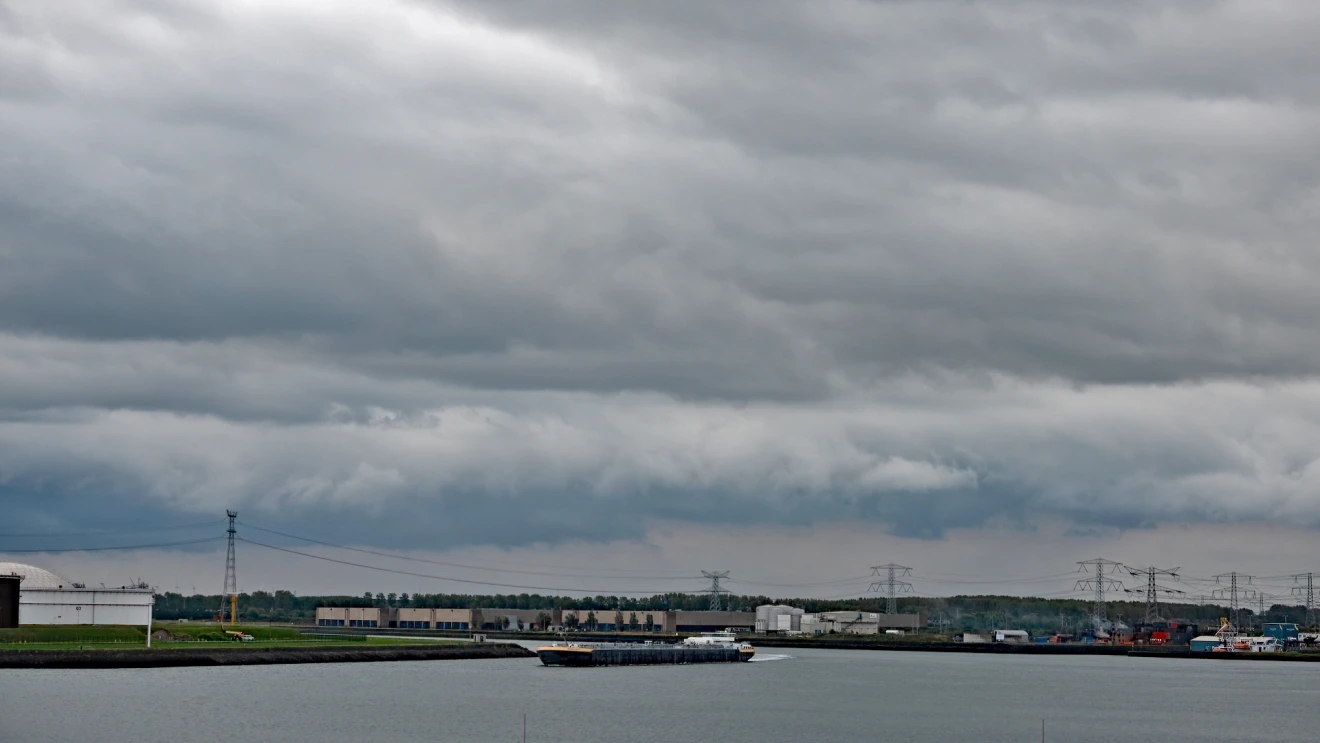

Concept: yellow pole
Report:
left=230, top=594, right=237, bottom=627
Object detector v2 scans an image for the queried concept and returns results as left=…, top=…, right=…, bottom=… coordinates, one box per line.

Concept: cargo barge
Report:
left=537, top=631, right=755, bottom=667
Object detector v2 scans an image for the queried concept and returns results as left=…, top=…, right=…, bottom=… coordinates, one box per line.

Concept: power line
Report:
left=912, top=572, right=1079, bottom=586
left=237, top=514, right=702, bottom=576
left=868, top=564, right=913, bottom=614
left=238, top=537, right=701, bottom=595
left=238, top=521, right=698, bottom=581
left=909, top=570, right=1079, bottom=582
left=0, top=520, right=225, bottom=538
left=725, top=575, right=872, bottom=588
left=0, top=536, right=224, bottom=553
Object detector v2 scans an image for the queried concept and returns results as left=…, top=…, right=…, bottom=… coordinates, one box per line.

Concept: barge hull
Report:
left=538, top=645, right=754, bottom=667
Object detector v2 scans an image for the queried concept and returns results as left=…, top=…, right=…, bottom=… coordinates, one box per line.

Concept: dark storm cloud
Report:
left=2, top=0, right=1320, bottom=550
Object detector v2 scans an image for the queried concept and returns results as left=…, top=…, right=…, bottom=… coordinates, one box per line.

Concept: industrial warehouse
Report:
left=0, top=562, right=154, bottom=629
left=315, top=606, right=765, bottom=633
left=315, top=604, right=927, bottom=635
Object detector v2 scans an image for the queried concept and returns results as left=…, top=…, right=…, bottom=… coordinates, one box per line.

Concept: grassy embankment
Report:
left=0, top=623, right=456, bottom=651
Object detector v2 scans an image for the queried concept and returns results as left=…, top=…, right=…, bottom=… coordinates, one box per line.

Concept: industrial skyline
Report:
left=3, top=516, right=1316, bottom=623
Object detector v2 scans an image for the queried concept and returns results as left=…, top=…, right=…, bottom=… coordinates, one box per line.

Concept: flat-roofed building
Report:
left=801, top=611, right=926, bottom=635
left=474, top=608, right=559, bottom=631
left=396, top=607, right=433, bottom=629
left=315, top=606, right=395, bottom=628
left=672, top=611, right=754, bottom=632
left=433, top=608, right=474, bottom=630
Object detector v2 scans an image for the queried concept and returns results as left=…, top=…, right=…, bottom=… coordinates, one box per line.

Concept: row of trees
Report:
left=151, top=590, right=1316, bottom=631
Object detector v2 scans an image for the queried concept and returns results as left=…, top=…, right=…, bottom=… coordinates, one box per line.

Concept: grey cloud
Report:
left=1, top=0, right=1320, bottom=552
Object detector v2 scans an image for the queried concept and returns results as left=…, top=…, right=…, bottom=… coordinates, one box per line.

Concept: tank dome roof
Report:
left=0, top=562, right=75, bottom=589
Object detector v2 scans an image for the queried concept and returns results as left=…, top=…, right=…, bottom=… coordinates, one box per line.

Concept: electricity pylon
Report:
left=1211, top=572, right=1254, bottom=631
left=701, top=571, right=729, bottom=612
left=1254, top=592, right=1275, bottom=630
left=220, top=510, right=238, bottom=626
left=868, top=564, right=913, bottom=614
left=1123, top=565, right=1182, bottom=624
left=1075, top=558, right=1123, bottom=629
left=1293, top=573, right=1316, bottom=629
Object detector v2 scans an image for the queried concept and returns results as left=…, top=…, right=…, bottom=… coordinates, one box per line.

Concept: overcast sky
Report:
left=3, top=0, right=1319, bottom=599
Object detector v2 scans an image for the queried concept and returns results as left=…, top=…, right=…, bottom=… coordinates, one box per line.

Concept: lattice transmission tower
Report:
left=1254, top=593, right=1276, bottom=631
left=220, top=510, right=238, bottom=626
left=868, top=564, right=913, bottom=614
left=702, top=571, right=730, bottom=612
left=1123, top=565, right=1183, bottom=624
left=1211, top=572, right=1254, bottom=631
left=1293, top=573, right=1316, bottom=629
left=1075, top=558, right=1124, bottom=629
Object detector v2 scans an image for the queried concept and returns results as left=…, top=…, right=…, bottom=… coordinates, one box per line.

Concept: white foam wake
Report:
left=748, top=653, right=794, bottom=662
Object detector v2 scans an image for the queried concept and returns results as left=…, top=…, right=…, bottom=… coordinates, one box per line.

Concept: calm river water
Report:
left=1, top=645, right=1315, bottom=742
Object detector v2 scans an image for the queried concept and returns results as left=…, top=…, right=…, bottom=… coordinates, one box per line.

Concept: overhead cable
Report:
left=238, top=537, right=702, bottom=595
left=0, top=536, right=225, bottom=553
left=725, top=575, right=874, bottom=588
left=0, top=520, right=226, bottom=538
left=237, top=521, right=699, bottom=581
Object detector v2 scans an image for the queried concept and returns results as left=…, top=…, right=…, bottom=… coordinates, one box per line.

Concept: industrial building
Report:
left=756, top=605, right=805, bottom=633
left=315, top=606, right=755, bottom=633
left=800, top=611, right=926, bottom=635
left=317, top=606, right=553, bottom=631
left=0, top=562, right=154, bottom=627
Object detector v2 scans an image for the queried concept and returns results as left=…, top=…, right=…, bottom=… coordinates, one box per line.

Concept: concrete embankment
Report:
left=0, top=643, right=535, bottom=669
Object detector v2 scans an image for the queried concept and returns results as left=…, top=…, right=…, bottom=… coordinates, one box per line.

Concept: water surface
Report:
left=1, top=646, right=1314, bottom=742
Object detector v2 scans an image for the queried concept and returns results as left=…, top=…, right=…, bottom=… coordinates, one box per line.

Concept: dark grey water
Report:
left=1, top=646, right=1315, bottom=742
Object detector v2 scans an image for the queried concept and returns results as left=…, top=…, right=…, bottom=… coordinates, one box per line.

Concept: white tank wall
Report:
left=19, top=589, right=154, bottom=626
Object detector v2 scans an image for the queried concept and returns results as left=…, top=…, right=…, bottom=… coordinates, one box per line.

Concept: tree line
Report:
left=150, top=590, right=1314, bottom=631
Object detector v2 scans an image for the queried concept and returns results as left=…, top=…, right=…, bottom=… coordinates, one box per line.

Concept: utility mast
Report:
left=701, top=571, right=729, bottom=612
left=221, top=510, right=238, bottom=626
left=1254, top=593, right=1275, bottom=630
left=1123, top=565, right=1182, bottom=624
left=1211, top=572, right=1254, bottom=631
left=868, top=564, right=913, bottom=614
left=1292, top=573, right=1316, bottom=629
left=1075, top=558, right=1123, bottom=630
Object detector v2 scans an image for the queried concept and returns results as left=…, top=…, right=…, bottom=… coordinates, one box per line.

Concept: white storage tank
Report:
left=0, top=562, right=154, bottom=627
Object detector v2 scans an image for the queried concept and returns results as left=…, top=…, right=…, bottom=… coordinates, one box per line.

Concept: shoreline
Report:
left=747, top=637, right=1320, bottom=661
left=0, top=643, right=535, bottom=669
left=302, top=629, right=1320, bottom=662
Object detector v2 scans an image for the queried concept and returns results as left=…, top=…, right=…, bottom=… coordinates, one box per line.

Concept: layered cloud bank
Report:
left=3, top=0, right=1320, bottom=552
